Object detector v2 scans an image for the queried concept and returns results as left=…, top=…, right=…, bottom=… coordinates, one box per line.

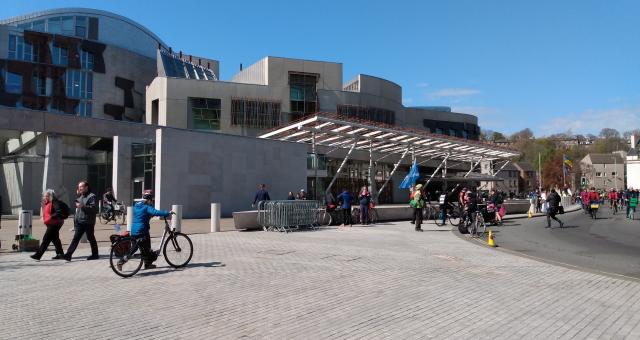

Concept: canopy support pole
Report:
left=493, top=160, right=510, bottom=177
left=368, top=140, right=377, bottom=201
left=377, top=146, right=410, bottom=201
left=424, top=154, right=450, bottom=188
left=464, top=157, right=484, bottom=178
left=325, top=138, right=359, bottom=199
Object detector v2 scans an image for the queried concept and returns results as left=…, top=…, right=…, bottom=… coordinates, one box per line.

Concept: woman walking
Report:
left=358, top=186, right=372, bottom=225
left=31, top=190, right=68, bottom=260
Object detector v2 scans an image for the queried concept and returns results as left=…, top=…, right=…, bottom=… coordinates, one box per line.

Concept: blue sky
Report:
left=5, top=0, right=640, bottom=136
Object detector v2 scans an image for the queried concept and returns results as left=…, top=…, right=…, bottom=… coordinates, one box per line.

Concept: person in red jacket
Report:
left=31, top=189, right=68, bottom=260
left=608, top=189, right=619, bottom=210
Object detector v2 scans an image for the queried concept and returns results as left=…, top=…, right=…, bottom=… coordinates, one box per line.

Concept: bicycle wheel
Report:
left=319, top=210, right=332, bottom=226
left=448, top=208, right=462, bottom=227
left=351, top=208, right=361, bottom=224
left=163, top=232, right=194, bottom=268
left=369, top=209, right=378, bottom=224
left=110, top=238, right=143, bottom=278
left=466, top=218, right=475, bottom=236
left=475, top=215, right=486, bottom=238
left=99, top=212, right=109, bottom=224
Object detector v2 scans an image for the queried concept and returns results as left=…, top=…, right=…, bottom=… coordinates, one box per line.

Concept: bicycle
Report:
left=466, top=209, right=486, bottom=238
left=109, top=215, right=193, bottom=278
left=611, top=200, right=618, bottom=215
left=351, top=205, right=378, bottom=225
left=99, top=201, right=126, bottom=225
left=435, top=203, right=462, bottom=227
left=589, top=203, right=599, bottom=220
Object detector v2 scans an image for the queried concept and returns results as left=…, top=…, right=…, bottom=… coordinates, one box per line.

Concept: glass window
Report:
left=81, top=50, right=94, bottom=70
left=289, top=73, right=318, bottom=116
left=52, top=45, right=68, bottom=66
left=32, top=72, right=46, bottom=96
left=5, top=72, right=23, bottom=94
left=190, top=97, right=221, bottom=130
left=61, top=16, right=74, bottom=36
left=596, top=172, right=602, bottom=177
left=8, top=35, right=18, bottom=59
left=48, top=17, right=62, bottom=34
left=65, top=70, right=92, bottom=99
left=17, top=22, right=31, bottom=29
left=185, top=63, right=196, bottom=79
left=231, top=99, right=281, bottom=128
left=76, top=100, right=92, bottom=117
left=195, top=66, right=206, bottom=80
left=75, top=16, right=87, bottom=38
left=32, top=20, right=45, bottom=32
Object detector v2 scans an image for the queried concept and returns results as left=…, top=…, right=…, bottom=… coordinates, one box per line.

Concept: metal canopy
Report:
left=259, top=113, right=520, bottom=162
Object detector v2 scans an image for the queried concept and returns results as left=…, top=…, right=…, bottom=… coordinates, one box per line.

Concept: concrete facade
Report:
left=580, top=154, right=626, bottom=191
left=627, top=135, right=640, bottom=190
left=154, top=128, right=307, bottom=218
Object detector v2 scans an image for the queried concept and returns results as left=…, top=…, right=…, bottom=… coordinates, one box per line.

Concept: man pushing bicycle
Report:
left=127, top=190, right=172, bottom=270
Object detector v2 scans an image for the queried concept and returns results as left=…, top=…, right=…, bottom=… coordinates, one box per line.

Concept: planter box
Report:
left=17, top=239, right=40, bottom=252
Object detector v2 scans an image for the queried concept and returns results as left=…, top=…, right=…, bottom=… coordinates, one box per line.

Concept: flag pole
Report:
left=562, top=154, right=566, bottom=189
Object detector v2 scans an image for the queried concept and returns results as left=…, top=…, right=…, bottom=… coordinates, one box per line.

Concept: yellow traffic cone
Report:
left=527, top=210, right=533, bottom=218
left=488, top=229, right=496, bottom=247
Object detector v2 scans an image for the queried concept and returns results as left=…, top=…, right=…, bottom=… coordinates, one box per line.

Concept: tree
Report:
left=599, top=128, right=620, bottom=139
left=623, top=129, right=640, bottom=139
left=510, top=128, right=534, bottom=141
left=541, top=152, right=564, bottom=190
left=490, top=131, right=506, bottom=141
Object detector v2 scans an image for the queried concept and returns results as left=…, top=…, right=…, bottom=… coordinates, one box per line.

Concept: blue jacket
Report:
left=131, top=202, right=171, bottom=236
left=337, top=191, right=353, bottom=209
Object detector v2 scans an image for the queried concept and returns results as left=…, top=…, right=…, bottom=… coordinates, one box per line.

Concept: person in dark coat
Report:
left=31, top=189, right=67, bottom=260
left=64, top=181, right=99, bottom=261
left=252, top=184, right=270, bottom=208
left=546, top=189, right=564, bottom=228
left=358, top=186, right=372, bottom=225
left=337, top=189, right=353, bottom=227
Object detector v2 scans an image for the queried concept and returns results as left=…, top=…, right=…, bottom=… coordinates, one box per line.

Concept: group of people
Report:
left=333, top=186, right=373, bottom=227
left=251, top=185, right=310, bottom=208
left=409, top=184, right=507, bottom=232
left=31, top=181, right=173, bottom=270
left=578, top=187, right=639, bottom=219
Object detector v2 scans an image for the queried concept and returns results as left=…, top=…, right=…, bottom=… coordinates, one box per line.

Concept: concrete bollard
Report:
left=210, top=203, right=220, bottom=233
left=126, top=206, right=133, bottom=232
left=171, top=205, right=182, bottom=232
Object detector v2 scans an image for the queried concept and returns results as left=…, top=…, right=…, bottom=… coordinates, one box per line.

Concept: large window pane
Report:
left=48, top=17, right=61, bottom=34
left=75, top=16, right=87, bottom=37
left=5, top=72, right=23, bottom=94
left=32, top=20, right=45, bottom=32
left=190, top=97, right=221, bottom=131
left=61, top=16, right=74, bottom=35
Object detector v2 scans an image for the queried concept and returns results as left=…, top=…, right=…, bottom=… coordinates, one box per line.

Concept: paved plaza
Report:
left=3, top=219, right=640, bottom=339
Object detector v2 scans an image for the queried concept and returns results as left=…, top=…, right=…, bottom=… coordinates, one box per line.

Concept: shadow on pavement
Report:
left=137, top=261, right=225, bottom=277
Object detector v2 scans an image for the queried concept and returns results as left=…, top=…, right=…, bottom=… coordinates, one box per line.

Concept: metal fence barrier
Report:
left=257, top=200, right=321, bottom=232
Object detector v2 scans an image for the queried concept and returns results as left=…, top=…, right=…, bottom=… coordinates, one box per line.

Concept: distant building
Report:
left=479, top=161, right=520, bottom=194
left=627, top=135, right=640, bottom=190
left=513, top=162, right=537, bottom=193
left=579, top=153, right=625, bottom=191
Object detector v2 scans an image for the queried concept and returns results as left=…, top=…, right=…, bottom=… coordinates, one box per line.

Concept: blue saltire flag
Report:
left=399, top=160, right=420, bottom=189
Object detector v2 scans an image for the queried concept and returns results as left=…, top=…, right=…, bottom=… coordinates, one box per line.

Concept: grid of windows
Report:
left=189, top=97, right=221, bottom=130
left=65, top=70, right=93, bottom=99
left=231, top=99, right=282, bottom=128
left=32, top=72, right=46, bottom=96
left=4, top=72, right=23, bottom=94
left=18, top=16, right=90, bottom=38
left=160, top=50, right=217, bottom=81
left=8, top=34, right=38, bottom=62
left=80, top=50, right=94, bottom=70
left=336, top=105, right=395, bottom=125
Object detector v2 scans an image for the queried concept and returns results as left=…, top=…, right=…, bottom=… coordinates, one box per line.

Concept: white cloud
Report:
left=544, top=107, right=640, bottom=135
left=427, top=88, right=481, bottom=98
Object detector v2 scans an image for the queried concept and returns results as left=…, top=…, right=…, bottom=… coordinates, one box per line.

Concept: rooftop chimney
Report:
left=632, top=134, right=638, bottom=148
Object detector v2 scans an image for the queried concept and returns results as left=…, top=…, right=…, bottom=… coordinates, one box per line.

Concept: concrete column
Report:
left=42, top=134, right=62, bottom=194
left=112, top=136, right=132, bottom=205
left=211, top=203, right=220, bottom=232
left=126, top=206, right=133, bottom=231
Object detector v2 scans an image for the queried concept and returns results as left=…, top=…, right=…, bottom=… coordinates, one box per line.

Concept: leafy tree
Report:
left=599, top=128, right=620, bottom=139
left=510, top=128, right=534, bottom=141
left=491, top=131, right=506, bottom=141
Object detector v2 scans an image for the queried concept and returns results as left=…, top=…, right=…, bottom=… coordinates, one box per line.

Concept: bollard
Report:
left=210, top=203, right=220, bottom=233
left=18, top=210, right=33, bottom=237
left=171, top=205, right=182, bottom=232
left=126, top=206, right=133, bottom=232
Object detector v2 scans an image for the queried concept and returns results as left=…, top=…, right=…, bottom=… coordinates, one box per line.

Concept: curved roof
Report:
left=0, top=7, right=168, bottom=49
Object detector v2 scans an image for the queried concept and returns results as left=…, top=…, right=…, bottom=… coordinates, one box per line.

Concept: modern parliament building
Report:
left=0, top=8, right=495, bottom=217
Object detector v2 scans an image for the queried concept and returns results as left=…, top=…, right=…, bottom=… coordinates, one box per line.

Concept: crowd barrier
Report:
left=257, top=200, right=321, bottom=233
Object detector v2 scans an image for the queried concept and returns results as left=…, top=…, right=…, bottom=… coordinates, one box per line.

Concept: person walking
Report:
left=296, top=189, right=307, bottom=200
left=337, top=188, right=353, bottom=228
left=30, top=189, right=69, bottom=260
left=546, top=188, right=564, bottom=228
left=64, top=181, right=99, bottom=261
left=252, top=184, right=270, bottom=208
left=358, top=186, right=371, bottom=225
left=286, top=191, right=296, bottom=200
left=411, top=184, right=425, bottom=231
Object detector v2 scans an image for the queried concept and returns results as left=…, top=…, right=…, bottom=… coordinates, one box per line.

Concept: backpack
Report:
left=57, top=200, right=70, bottom=219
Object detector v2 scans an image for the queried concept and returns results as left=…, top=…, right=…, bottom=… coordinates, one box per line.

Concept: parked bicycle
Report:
left=466, top=208, right=487, bottom=238
left=99, top=201, right=126, bottom=225
left=351, top=205, right=378, bottom=225
left=109, top=216, right=193, bottom=278
left=435, top=203, right=462, bottom=227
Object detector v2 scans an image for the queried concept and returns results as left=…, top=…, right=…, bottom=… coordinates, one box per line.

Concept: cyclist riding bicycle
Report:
left=127, top=191, right=172, bottom=270
left=461, top=189, right=478, bottom=226
left=102, top=187, right=117, bottom=215
left=608, top=189, right=619, bottom=210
